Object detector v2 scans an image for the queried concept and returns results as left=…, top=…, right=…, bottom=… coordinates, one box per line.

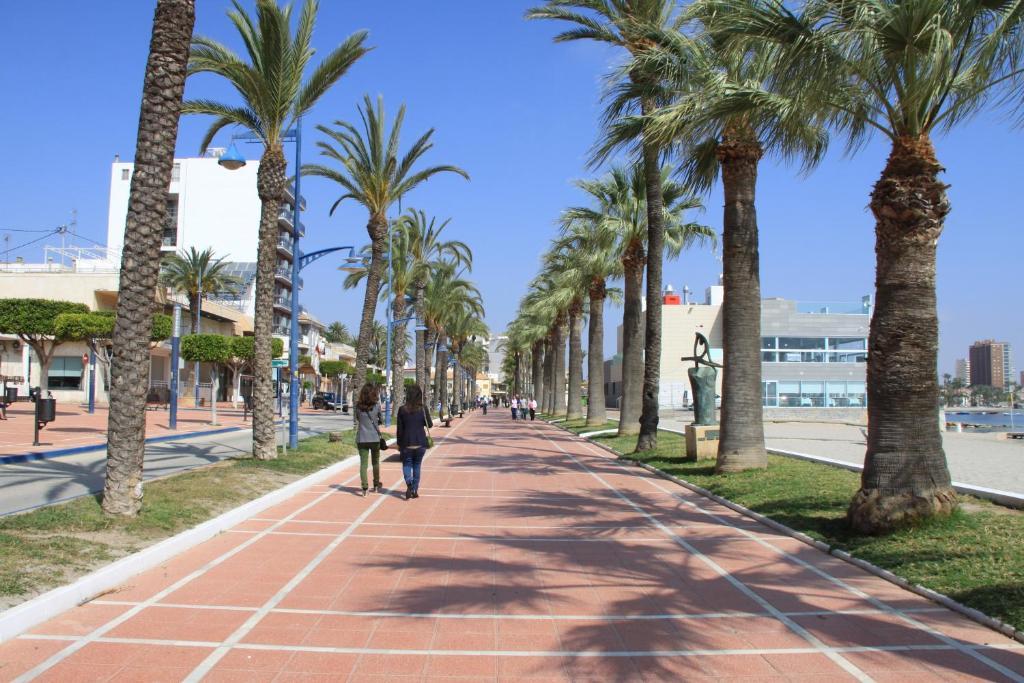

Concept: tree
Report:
left=224, top=336, right=284, bottom=407
left=184, top=0, right=369, bottom=460
left=0, top=299, right=90, bottom=391
left=324, top=322, right=352, bottom=345
left=55, top=311, right=172, bottom=399
left=303, top=95, right=469, bottom=392
left=421, top=260, right=483, bottom=411
left=100, top=0, right=195, bottom=517
left=160, top=247, right=242, bottom=332
left=710, top=0, right=1024, bottom=531
left=615, top=18, right=826, bottom=468
left=181, top=334, right=232, bottom=425
left=528, top=0, right=684, bottom=452
left=566, top=165, right=713, bottom=436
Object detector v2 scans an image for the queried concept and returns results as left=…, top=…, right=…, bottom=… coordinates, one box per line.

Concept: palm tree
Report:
left=555, top=197, right=623, bottom=426
left=160, top=247, right=242, bottom=332
left=569, top=164, right=713, bottom=436
left=303, top=95, right=469, bottom=393
left=397, top=209, right=473, bottom=397
left=447, top=307, right=489, bottom=412
left=102, top=0, right=196, bottom=518
left=614, top=20, right=826, bottom=469
left=324, top=321, right=352, bottom=344
left=184, top=0, right=369, bottom=460
left=528, top=0, right=684, bottom=451
left=707, top=0, right=1024, bottom=531
left=539, top=245, right=587, bottom=420
left=422, top=261, right=483, bottom=412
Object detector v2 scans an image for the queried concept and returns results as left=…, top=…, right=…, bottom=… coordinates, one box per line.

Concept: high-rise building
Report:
left=969, top=340, right=1014, bottom=388
left=107, top=153, right=305, bottom=344
left=955, top=358, right=971, bottom=386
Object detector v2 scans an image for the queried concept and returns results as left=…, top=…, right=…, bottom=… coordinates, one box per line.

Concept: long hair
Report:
left=404, top=383, right=424, bottom=412
left=356, top=383, right=379, bottom=412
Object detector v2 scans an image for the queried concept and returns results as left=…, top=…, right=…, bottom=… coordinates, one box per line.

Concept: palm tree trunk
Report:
left=567, top=300, right=584, bottom=420
left=542, top=336, right=554, bottom=414
left=102, top=0, right=195, bottom=516
left=437, top=343, right=448, bottom=415
left=587, top=281, right=607, bottom=427
left=532, top=340, right=544, bottom=412
left=553, top=317, right=567, bottom=415
left=188, top=293, right=200, bottom=334
left=391, top=296, right=408, bottom=418
left=619, top=242, right=644, bottom=436
left=414, top=283, right=426, bottom=391
left=637, top=104, right=666, bottom=452
left=354, top=213, right=387, bottom=391
left=848, top=135, right=955, bottom=534
left=249, top=147, right=288, bottom=460
left=424, top=328, right=437, bottom=405
left=454, top=356, right=463, bottom=412
left=715, top=130, right=767, bottom=473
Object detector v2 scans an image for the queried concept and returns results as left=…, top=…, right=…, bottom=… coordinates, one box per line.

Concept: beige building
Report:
left=969, top=340, right=1014, bottom=389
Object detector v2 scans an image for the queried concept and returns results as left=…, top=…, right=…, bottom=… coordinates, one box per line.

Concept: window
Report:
left=171, top=163, right=181, bottom=181
left=48, top=356, right=84, bottom=390
left=162, top=195, right=179, bottom=247
left=779, top=381, right=801, bottom=407
left=801, top=381, right=825, bottom=407
left=846, top=381, right=866, bottom=407
left=762, top=352, right=777, bottom=362
left=829, top=337, right=866, bottom=350
left=121, top=169, right=130, bottom=181
left=762, top=337, right=777, bottom=349
left=762, top=381, right=778, bottom=407
left=779, top=337, right=825, bottom=350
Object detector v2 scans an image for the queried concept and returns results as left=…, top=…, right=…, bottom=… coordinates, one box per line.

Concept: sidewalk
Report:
left=1, top=413, right=1021, bottom=681
left=0, top=402, right=330, bottom=459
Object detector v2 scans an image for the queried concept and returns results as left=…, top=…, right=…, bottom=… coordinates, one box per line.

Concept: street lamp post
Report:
left=169, top=304, right=181, bottom=430
left=219, top=124, right=356, bottom=449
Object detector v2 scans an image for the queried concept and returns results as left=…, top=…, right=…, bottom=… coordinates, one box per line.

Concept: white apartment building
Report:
left=107, top=154, right=305, bottom=343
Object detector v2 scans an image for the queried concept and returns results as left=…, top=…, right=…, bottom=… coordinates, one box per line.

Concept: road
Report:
left=0, top=412, right=354, bottom=517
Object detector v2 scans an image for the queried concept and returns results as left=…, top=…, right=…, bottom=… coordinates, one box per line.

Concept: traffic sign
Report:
left=271, top=359, right=288, bottom=368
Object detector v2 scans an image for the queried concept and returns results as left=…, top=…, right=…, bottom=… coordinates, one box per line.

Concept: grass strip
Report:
left=0, top=431, right=359, bottom=608
left=590, top=429, right=1024, bottom=632
left=537, top=415, right=618, bottom=435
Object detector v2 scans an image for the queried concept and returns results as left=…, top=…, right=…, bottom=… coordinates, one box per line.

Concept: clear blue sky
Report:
left=1, top=1, right=1021, bottom=377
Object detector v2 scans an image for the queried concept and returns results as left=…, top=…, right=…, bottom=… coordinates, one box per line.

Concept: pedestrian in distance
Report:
left=511, top=395, right=518, bottom=420
left=518, top=397, right=527, bottom=421
left=353, top=384, right=384, bottom=496
left=482, top=396, right=488, bottom=415
left=397, top=383, right=433, bottom=500
left=529, top=397, right=537, bottom=421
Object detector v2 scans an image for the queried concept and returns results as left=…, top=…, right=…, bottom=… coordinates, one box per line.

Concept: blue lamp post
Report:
left=169, top=304, right=181, bottom=429
left=218, top=123, right=355, bottom=449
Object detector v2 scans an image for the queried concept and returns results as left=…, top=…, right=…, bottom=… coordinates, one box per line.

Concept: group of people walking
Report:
left=510, top=395, right=537, bottom=421
left=353, top=383, right=433, bottom=501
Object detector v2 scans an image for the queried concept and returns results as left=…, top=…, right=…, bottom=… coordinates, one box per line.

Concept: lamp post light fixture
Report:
left=218, top=122, right=356, bottom=449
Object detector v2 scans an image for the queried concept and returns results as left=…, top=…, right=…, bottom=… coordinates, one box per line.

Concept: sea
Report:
left=946, top=410, right=1024, bottom=430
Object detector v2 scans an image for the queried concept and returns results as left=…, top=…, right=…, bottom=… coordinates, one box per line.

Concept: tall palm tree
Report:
left=528, top=0, right=683, bottom=450
left=708, top=0, right=1024, bottom=531
left=540, top=245, right=587, bottom=420
left=184, top=0, right=369, bottom=460
left=102, top=0, right=196, bottom=518
left=398, top=209, right=473, bottom=396
left=570, top=164, right=714, bottom=436
left=447, top=308, right=489, bottom=411
left=422, top=261, right=483, bottom=412
left=160, top=247, right=242, bottom=332
left=614, top=20, right=826, bottom=469
left=324, top=321, right=352, bottom=344
left=303, top=95, right=468, bottom=392
left=555, top=198, right=623, bottom=426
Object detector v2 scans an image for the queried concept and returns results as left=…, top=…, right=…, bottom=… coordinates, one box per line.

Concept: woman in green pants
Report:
left=353, top=384, right=383, bottom=496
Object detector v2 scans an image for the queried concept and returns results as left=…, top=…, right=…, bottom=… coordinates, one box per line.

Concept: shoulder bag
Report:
left=423, top=407, right=434, bottom=449
left=373, top=408, right=389, bottom=450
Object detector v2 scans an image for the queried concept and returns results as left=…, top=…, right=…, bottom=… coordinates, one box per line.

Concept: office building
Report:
left=605, top=281, right=871, bottom=410
left=969, top=340, right=1014, bottom=389
left=955, top=358, right=971, bottom=386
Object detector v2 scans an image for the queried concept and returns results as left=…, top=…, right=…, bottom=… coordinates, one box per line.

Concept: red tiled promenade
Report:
left=2, top=413, right=1022, bottom=681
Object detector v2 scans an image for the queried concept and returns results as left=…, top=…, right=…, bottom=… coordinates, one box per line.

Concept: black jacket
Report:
left=396, top=404, right=433, bottom=449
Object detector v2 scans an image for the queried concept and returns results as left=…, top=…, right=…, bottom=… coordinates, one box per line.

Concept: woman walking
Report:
left=397, top=384, right=433, bottom=500
left=353, top=384, right=384, bottom=496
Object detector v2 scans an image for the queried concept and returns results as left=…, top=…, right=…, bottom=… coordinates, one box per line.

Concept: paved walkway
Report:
left=609, top=410, right=1024, bottom=495
left=1, top=414, right=1022, bottom=681
left=0, top=402, right=328, bottom=458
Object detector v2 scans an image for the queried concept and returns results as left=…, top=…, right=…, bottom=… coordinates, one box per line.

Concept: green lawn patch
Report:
left=0, top=431, right=358, bottom=608
left=590, top=429, right=1024, bottom=632
left=538, top=415, right=617, bottom=435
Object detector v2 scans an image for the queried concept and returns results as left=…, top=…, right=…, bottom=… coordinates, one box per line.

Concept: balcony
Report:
left=283, top=184, right=307, bottom=211
left=276, top=233, right=293, bottom=259
left=273, top=324, right=290, bottom=337
left=273, top=293, right=292, bottom=312
left=274, top=265, right=293, bottom=286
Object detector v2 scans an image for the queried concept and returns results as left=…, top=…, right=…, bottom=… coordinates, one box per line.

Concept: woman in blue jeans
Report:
left=396, top=384, right=433, bottom=500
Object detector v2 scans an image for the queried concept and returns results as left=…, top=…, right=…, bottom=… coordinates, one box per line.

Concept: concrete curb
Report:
left=0, top=426, right=246, bottom=466
left=0, top=452, right=360, bottom=644
left=578, top=428, right=618, bottom=439
left=768, top=447, right=1024, bottom=509
left=542, top=420, right=1024, bottom=646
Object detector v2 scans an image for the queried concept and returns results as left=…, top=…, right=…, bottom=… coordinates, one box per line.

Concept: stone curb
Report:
left=0, top=451, right=364, bottom=644
left=542, top=420, right=1024, bottom=646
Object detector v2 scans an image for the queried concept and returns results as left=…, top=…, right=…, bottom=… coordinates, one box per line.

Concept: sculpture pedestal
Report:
left=685, top=424, right=720, bottom=461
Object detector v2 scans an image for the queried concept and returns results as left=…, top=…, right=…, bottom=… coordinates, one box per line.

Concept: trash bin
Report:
left=4, top=387, right=17, bottom=404
left=36, top=398, right=56, bottom=424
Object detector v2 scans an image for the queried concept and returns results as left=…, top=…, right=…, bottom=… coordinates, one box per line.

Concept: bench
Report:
left=145, top=387, right=170, bottom=411
left=439, top=414, right=453, bottom=428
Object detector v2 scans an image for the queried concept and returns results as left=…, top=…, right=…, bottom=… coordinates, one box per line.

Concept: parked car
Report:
left=311, top=392, right=341, bottom=411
